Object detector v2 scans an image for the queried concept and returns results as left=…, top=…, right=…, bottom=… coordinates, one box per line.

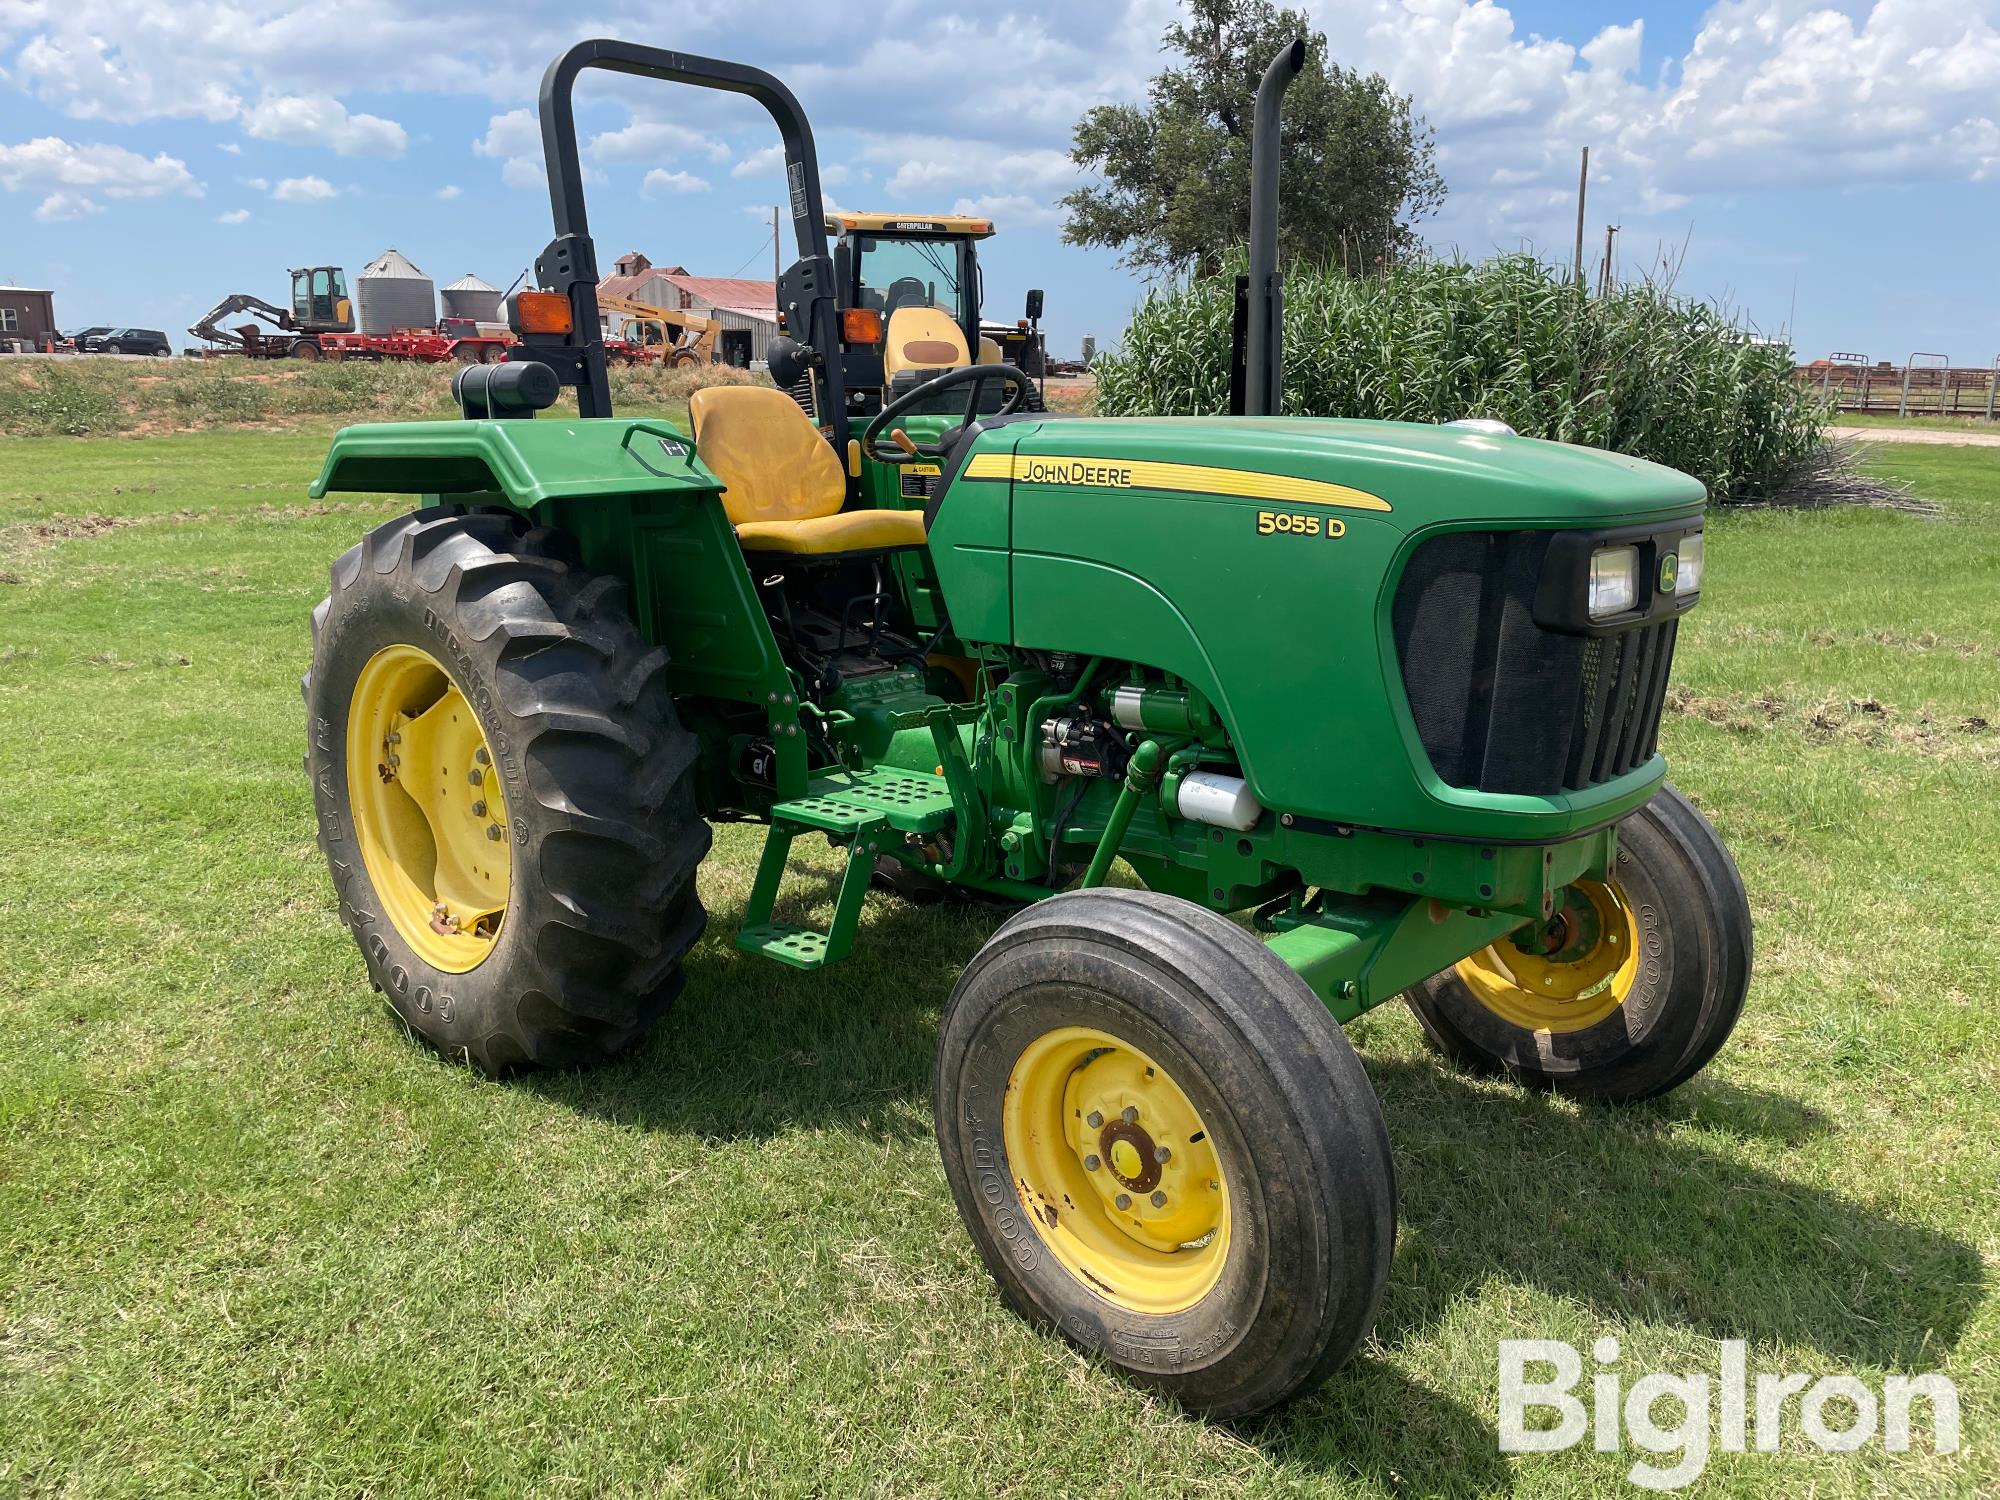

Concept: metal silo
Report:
left=355, top=249, right=435, bottom=336
left=440, top=272, right=502, bottom=325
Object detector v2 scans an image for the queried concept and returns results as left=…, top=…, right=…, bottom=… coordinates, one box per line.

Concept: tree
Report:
left=1061, top=0, right=1445, bottom=275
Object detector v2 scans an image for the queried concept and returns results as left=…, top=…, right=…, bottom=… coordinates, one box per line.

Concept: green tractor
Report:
left=303, top=38, right=1750, bottom=1417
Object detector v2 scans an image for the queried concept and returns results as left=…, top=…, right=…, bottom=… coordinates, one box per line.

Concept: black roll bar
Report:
left=534, top=39, right=849, bottom=446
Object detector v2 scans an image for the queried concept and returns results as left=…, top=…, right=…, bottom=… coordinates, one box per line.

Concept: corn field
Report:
left=1094, top=255, right=1833, bottom=503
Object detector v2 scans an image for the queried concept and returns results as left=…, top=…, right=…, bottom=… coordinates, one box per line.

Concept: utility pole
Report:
left=1573, top=148, right=1590, bottom=286
left=1599, top=224, right=1620, bottom=296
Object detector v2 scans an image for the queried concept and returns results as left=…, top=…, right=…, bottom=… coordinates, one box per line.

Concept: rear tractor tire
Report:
left=935, top=889, right=1396, bottom=1418
left=304, top=509, right=710, bottom=1075
left=1403, top=783, right=1750, bottom=1104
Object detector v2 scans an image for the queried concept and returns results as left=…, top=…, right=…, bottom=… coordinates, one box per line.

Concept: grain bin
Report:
left=440, top=272, right=502, bottom=325
left=355, top=249, right=435, bottom=336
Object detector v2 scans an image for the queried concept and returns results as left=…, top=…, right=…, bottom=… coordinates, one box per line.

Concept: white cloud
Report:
left=218, top=142, right=241, bottom=155
left=473, top=108, right=539, bottom=162
left=730, top=142, right=786, bottom=179
left=476, top=108, right=546, bottom=190
left=590, top=117, right=727, bottom=164
left=643, top=168, right=710, bottom=195
left=881, top=142, right=1075, bottom=197
left=436, top=183, right=462, bottom=200
left=951, top=192, right=1064, bottom=229
left=36, top=189, right=102, bottom=221
left=242, top=93, right=407, bottom=157
left=217, top=207, right=251, bottom=224
left=240, top=175, right=269, bottom=191
left=0, top=136, right=200, bottom=199
left=273, top=174, right=336, bottom=202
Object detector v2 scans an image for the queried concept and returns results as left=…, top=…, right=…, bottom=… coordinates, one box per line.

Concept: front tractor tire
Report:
left=935, top=889, right=1396, bottom=1419
left=304, top=509, right=710, bottom=1075
left=1403, top=783, right=1751, bottom=1104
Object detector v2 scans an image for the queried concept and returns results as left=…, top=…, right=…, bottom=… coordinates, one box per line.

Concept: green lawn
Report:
left=1, top=425, right=1994, bottom=1497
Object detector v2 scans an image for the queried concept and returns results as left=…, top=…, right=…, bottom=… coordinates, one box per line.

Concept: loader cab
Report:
left=827, top=213, right=992, bottom=417
left=289, top=267, right=354, bottom=334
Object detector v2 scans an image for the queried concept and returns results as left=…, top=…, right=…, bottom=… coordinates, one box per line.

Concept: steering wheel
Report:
left=860, top=363, right=1035, bottom=465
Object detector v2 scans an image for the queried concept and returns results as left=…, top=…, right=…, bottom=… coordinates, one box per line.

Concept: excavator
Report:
left=596, top=291, right=717, bottom=366
left=188, top=266, right=355, bottom=360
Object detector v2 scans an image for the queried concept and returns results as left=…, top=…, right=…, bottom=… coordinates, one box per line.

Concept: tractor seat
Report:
left=688, top=385, right=927, bottom=555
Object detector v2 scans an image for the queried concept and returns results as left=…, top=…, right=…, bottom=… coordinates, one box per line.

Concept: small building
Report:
left=599, top=252, right=779, bottom=365
left=0, top=284, right=57, bottom=350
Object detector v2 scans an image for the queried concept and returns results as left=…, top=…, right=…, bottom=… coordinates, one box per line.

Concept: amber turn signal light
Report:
left=510, top=290, right=574, bottom=336
left=840, top=308, right=883, bottom=344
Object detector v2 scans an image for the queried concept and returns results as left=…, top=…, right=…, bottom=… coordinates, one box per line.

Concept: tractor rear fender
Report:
left=310, top=417, right=809, bottom=795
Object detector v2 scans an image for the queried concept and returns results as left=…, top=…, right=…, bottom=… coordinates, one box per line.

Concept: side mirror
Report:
left=766, top=336, right=814, bottom=388
left=1025, top=289, right=1044, bottom=321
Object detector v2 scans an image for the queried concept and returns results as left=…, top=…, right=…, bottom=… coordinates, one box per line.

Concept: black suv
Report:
left=85, top=328, right=172, bottom=357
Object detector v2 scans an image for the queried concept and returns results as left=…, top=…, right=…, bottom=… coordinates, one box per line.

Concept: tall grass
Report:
left=0, top=357, right=766, bottom=438
left=1094, top=254, right=1832, bottom=503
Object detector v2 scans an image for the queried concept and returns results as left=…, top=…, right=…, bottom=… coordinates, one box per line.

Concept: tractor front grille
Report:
left=1392, top=530, right=1678, bottom=796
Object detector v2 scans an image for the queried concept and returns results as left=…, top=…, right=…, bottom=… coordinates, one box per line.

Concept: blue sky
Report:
left=4, top=0, right=1998, bottom=368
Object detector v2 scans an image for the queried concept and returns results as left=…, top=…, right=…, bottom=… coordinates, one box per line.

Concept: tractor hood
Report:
left=926, top=414, right=1707, bottom=841
left=975, top=416, right=1707, bottom=530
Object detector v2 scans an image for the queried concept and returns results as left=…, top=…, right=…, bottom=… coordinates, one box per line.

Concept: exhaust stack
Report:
left=1233, top=36, right=1306, bottom=418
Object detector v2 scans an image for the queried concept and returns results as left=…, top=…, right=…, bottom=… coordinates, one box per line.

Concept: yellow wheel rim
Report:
left=346, top=644, right=511, bottom=973
left=1455, top=879, right=1639, bottom=1033
left=1002, top=1026, right=1230, bottom=1315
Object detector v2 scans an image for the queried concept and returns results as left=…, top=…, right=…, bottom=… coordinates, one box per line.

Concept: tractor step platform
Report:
left=733, top=768, right=956, bottom=970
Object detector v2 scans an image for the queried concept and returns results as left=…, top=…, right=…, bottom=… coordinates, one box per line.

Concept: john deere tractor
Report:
left=303, top=38, right=1751, bottom=1417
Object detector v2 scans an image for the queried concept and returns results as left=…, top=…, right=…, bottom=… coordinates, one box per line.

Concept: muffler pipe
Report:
left=1245, top=36, right=1306, bottom=417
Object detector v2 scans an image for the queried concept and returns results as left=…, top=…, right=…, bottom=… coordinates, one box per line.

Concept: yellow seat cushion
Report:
left=733, top=508, right=927, bottom=555
left=689, top=384, right=926, bottom=555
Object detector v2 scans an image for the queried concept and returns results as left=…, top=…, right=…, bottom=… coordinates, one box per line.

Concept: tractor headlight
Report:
left=1587, top=545, right=1640, bottom=619
left=1677, top=532, right=1705, bottom=595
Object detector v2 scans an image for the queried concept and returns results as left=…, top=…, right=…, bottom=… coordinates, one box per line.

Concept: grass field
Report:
left=1, top=419, right=1995, bottom=1497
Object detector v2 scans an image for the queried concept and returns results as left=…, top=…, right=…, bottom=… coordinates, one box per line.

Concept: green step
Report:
left=732, top=767, right=959, bottom=972
left=736, top=923, right=832, bottom=970
left=788, top=768, right=956, bottom=834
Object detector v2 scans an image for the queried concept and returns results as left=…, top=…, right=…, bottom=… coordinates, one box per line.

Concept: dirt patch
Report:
left=1666, top=685, right=1998, bottom=761
left=0, top=499, right=403, bottom=562
left=0, top=513, right=145, bottom=558
left=1722, top=623, right=1998, bottom=659
left=1830, top=424, right=2000, bottom=448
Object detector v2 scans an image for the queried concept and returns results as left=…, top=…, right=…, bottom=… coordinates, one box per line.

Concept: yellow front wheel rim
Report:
left=1455, top=879, right=1639, bottom=1033
left=1003, top=1026, right=1230, bottom=1315
left=346, top=644, right=511, bottom=973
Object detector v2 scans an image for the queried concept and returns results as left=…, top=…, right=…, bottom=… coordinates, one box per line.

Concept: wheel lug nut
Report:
left=471, top=800, right=487, bottom=816
left=474, top=747, right=491, bottom=766
left=1121, top=1106, right=1137, bottom=1124
left=486, top=823, right=502, bottom=841
left=468, top=768, right=483, bottom=786
left=1114, top=1193, right=1131, bottom=1211
left=1150, top=1191, right=1167, bottom=1208
left=1083, top=1154, right=1100, bottom=1171
left=1154, top=1146, right=1171, bottom=1164
left=1085, top=1111, right=1103, bottom=1128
